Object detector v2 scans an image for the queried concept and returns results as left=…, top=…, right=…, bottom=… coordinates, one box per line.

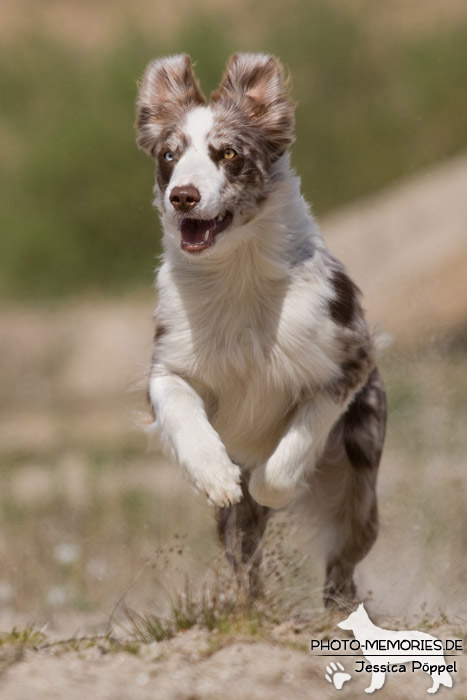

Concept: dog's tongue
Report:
left=179, top=218, right=216, bottom=249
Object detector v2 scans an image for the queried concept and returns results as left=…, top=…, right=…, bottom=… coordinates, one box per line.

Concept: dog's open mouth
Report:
left=178, top=212, right=233, bottom=253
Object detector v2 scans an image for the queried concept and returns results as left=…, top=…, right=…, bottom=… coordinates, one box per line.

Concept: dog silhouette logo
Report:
left=337, top=604, right=454, bottom=694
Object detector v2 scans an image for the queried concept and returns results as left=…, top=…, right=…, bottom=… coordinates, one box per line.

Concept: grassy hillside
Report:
left=1, top=1, right=467, bottom=298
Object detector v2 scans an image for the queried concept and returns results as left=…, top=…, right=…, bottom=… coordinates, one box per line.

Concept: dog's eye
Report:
left=223, top=148, right=237, bottom=160
left=163, top=151, right=174, bottom=162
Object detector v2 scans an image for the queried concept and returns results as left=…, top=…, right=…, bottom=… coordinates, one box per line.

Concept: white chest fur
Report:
left=154, top=239, right=342, bottom=465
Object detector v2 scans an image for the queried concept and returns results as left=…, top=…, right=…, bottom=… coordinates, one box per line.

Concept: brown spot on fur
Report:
left=344, top=349, right=371, bottom=382
left=329, top=269, right=358, bottom=327
left=154, top=323, right=167, bottom=341
left=320, top=387, right=382, bottom=608
left=343, top=368, right=386, bottom=470
left=328, top=341, right=374, bottom=404
left=151, top=317, right=168, bottom=366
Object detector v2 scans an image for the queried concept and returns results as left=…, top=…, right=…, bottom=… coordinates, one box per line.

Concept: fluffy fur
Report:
left=135, top=53, right=387, bottom=606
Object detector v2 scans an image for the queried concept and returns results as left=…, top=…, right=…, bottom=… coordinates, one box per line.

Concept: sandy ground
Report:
left=1, top=154, right=467, bottom=697
left=1, top=621, right=466, bottom=700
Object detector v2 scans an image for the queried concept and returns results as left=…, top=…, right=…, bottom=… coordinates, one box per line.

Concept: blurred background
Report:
left=1, top=0, right=466, bottom=632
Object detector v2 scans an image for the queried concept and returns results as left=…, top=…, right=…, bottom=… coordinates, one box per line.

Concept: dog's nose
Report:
left=169, top=185, right=201, bottom=212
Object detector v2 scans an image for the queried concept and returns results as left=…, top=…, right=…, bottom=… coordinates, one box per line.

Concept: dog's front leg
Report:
left=149, top=373, right=242, bottom=507
left=249, top=394, right=344, bottom=509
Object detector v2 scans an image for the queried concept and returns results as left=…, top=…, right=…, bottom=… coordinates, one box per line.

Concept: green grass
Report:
left=0, top=626, right=46, bottom=649
left=1, top=1, right=467, bottom=299
left=120, top=565, right=293, bottom=644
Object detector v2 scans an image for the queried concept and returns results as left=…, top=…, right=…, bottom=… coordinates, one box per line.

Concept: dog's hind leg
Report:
left=217, top=476, right=270, bottom=601
left=315, top=368, right=386, bottom=609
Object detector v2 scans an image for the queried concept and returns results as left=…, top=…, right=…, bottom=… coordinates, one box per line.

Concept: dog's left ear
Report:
left=212, top=53, right=295, bottom=161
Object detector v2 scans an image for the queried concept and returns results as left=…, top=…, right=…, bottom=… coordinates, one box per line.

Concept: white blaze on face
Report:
left=164, top=106, right=225, bottom=219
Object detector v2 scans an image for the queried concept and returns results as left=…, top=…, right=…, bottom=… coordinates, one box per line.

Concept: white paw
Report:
left=325, top=662, right=351, bottom=690
left=248, top=465, right=297, bottom=509
left=193, top=460, right=242, bottom=508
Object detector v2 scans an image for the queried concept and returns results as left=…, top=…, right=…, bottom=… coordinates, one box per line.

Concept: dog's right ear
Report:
left=135, top=54, right=205, bottom=157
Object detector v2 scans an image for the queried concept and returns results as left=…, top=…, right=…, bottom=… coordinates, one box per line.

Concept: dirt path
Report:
left=2, top=622, right=466, bottom=700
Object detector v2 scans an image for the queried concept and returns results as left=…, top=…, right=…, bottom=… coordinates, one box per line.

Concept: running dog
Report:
left=135, top=53, right=387, bottom=606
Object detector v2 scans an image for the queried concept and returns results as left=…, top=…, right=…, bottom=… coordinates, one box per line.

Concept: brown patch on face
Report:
left=154, top=133, right=183, bottom=190
left=156, top=153, right=174, bottom=190
left=205, top=102, right=272, bottom=223
left=153, top=130, right=189, bottom=195
left=135, top=54, right=205, bottom=157
left=208, top=144, right=245, bottom=177
left=211, top=53, right=295, bottom=163
left=329, top=269, right=358, bottom=327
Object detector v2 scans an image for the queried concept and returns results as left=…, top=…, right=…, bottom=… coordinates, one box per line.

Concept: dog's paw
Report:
left=193, top=460, right=243, bottom=508
left=248, top=465, right=297, bottom=509
left=206, top=477, right=243, bottom=508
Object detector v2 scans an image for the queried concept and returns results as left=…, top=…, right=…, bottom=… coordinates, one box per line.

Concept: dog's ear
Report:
left=136, top=54, right=205, bottom=156
left=212, top=53, right=295, bottom=160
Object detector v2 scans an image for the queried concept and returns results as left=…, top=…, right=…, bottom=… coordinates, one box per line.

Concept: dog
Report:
left=338, top=604, right=454, bottom=693
left=135, top=53, right=387, bottom=606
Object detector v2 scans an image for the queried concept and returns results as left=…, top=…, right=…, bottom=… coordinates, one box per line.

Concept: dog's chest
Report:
left=158, top=264, right=340, bottom=457
left=188, top=311, right=297, bottom=464
left=164, top=286, right=288, bottom=386
left=161, top=261, right=339, bottom=384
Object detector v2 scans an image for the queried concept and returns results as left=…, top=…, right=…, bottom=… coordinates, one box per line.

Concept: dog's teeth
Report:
left=217, top=214, right=224, bottom=222
left=204, top=230, right=210, bottom=242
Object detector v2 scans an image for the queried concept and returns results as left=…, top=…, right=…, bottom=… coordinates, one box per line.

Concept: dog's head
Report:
left=135, top=53, right=295, bottom=256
